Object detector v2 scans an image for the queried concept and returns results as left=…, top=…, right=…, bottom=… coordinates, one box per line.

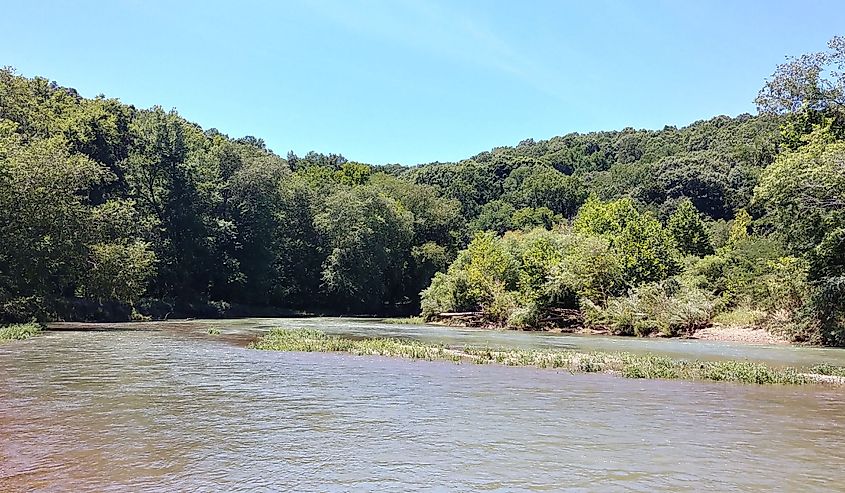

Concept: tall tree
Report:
left=314, top=187, right=414, bottom=312
left=667, top=199, right=714, bottom=257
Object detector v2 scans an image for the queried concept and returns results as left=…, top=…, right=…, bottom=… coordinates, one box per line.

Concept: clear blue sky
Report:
left=2, top=1, right=843, bottom=164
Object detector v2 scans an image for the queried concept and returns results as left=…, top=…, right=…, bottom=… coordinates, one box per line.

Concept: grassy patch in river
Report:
left=252, top=328, right=457, bottom=361
left=252, top=328, right=844, bottom=385
left=809, top=364, right=845, bottom=378
left=380, top=317, right=427, bottom=325
left=0, top=322, right=42, bottom=343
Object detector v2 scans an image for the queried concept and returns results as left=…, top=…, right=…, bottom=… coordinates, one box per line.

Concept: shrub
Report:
left=586, top=280, right=716, bottom=337
left=712, top=306, right=766, bottom=326
left=484, top=284, right=520, bottom=323
left=804, top=275, right=845, bottom=346
left=548, top=235, right=625, bottom=305
left=691, top=236, right=793, bottom=307
left=507, top=303, right=541, bottom=329
left=0, top=296, right=49, bottom=323
left=586, top=294, right=639, bottom=336
left=420, top=270, right=475, bottom=320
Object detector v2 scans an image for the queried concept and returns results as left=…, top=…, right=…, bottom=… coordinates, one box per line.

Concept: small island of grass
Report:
left=0, top=323, right=43, bottom=343
left=251, top=328, right=845, bottom=386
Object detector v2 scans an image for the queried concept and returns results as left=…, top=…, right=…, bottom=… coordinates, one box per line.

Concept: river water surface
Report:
left=1, top=318, right=844, bottom=492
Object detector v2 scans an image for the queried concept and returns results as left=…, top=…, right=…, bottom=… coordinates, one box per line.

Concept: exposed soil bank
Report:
left=692, top=324, right=790, bottom=345
left=433, top=318, right=797, bottom=347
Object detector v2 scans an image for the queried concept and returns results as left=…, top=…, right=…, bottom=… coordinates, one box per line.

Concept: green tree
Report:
left=574, top=197, right=679, bottom=285
left=667, top=199, right=714, bottom=257
left=756, top=36, right=845, bottom=149
left=502, top=165, right=586, bottom=217
left=728, top=209, right=752, bottom=246
left=572, top=196, right=637, bottom=237
left=367, top=173, right=464, bottom=306
left=616, top=212, right=680, bottom=285
left=511, top=206, right=560, bottom=231
left=469, top=200, right=515, bottom=235
left=464, top=231, right=518, bottom=302
left=551, top=235, right=625, bottom=305
left=224, top=151, right=292, bottom=305
left=0, top=138, right=108, bottom=311
left=79, top=242, right=156, bottom=304
left=756, top=36, right=845, bottom=115
left=315, top=187, right=414, bottom=312
left=335, top=162, right=372, bottom=185
left=754, top=128, right=845, bottom=343
left=508, top=230, right=566, bottom=306
left=754, top=129, right=845, bottom=250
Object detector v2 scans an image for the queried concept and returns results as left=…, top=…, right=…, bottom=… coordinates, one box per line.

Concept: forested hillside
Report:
left=1, top=37, right=844, bottom=343
left=0, top=68, right=467, bottom=318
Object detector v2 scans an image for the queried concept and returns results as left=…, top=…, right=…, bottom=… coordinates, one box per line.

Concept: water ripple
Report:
left=0, top=329, right=844, bottom=492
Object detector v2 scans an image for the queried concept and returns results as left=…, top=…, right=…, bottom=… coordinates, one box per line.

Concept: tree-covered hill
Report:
left=1, top=36, right=844, bottom=344
left=0, top=67, right=465, bottom=318
left=409, top=112, right=782, bottom=223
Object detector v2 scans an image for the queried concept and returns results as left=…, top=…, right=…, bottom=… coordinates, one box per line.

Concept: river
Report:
left=1, top=318, right=844, bottom=492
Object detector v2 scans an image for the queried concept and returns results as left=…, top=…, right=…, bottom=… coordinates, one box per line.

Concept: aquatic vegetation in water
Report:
left=207, top=328, right=222, bottom=335
left=252, top=328, right=839, bottom=386
left=251, top=328, right=458, bottom=361
left=809, top=363, right=845, bottom=378
left=0, top=323, right=42, bottom=343
left=381, top=317, right=427, bottom=325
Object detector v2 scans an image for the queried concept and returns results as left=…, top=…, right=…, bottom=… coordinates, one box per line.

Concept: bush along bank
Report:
left=251, top=328, right=845, bottom=385
left=419, top=195, right=828, bottom=343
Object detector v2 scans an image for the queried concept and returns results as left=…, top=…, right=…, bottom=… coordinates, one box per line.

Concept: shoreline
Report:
left=44, top=317, right=800, bottom=348
left=430, top=319, right=794, bottom=347
left=690, top=324, right=790, bottom=345
left=17, top=320, right=845, bottom=385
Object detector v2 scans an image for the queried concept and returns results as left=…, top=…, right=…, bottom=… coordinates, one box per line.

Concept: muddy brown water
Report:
left=1, top=318, right=844, bottom=492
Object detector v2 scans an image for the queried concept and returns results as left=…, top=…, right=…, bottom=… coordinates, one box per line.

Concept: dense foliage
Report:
left=0, top=68, right=463, bottom=318
left=419, top=37, right=845, bottom=345
left=2, top=36, right=845, bottom=344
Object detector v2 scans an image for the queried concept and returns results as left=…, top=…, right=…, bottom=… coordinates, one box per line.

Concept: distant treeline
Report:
left=1, top=37, right=843, bottom=343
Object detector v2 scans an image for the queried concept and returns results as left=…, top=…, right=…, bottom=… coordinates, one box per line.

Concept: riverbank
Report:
left=252, top=328, right=845, bottom=386
left=429, top=316, right=794, bottom=346
left=44, top=316, right=805, bottom=350
left=692, top=324, right=790, bottom=345
left=11, top=296, right=419, bottom=325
